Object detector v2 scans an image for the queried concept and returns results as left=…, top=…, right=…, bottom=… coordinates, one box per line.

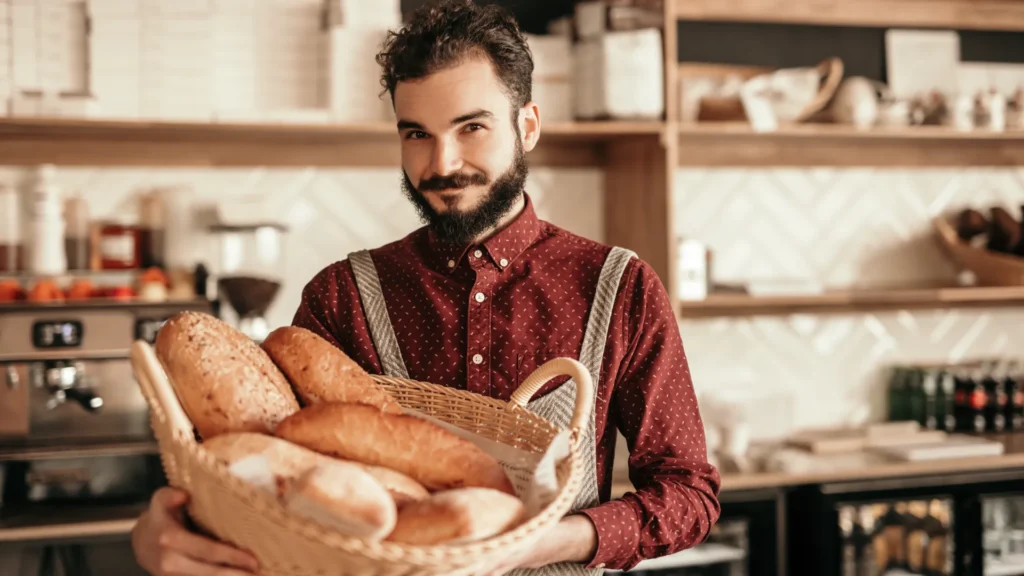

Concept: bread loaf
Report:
left=203, top=432, right=397, bottom=540
left=261, top=326, right=401, bottom=414
left=358, top=464, right=429, bottom=507
left=275, top=403, right=515, bottom=495
left=386, top=488, right=525, bottom=545
left=154, top=311, right=299, bottom=439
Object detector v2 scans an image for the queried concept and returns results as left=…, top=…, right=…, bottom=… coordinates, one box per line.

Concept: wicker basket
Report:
left=933, top=215, right=1024, bottom=285
left=129, top=340, right=595, bottom=576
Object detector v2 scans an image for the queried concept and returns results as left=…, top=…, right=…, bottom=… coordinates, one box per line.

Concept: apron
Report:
left=348, top=246, right=636, bottom=576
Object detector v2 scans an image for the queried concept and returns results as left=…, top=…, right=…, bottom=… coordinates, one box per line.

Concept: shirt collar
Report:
left=425, top=193, right=542, bottom=274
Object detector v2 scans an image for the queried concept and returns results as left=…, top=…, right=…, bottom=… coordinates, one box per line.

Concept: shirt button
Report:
left=473, top=249, right=483, bottom=258
left=472, top=354, right=483, bottom=365
left=447, top=259, right=455, bottom=269
left=499, top=258, right=509, bottom=267
left=474, top=292, right=486, bottom=303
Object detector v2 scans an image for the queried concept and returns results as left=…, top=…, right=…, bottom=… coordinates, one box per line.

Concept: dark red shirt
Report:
left=291, top=194, right=721, bottom=570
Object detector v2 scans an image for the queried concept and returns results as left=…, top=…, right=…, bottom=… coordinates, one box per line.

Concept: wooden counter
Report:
left=613, top=434, right=1024, bottom=496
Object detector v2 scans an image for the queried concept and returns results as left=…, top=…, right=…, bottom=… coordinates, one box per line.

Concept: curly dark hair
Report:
left=376, top=0, right=534, bottom=111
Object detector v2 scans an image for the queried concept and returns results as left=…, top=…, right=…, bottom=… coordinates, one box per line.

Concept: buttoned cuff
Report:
left=578, top=500, right=641, bottom=571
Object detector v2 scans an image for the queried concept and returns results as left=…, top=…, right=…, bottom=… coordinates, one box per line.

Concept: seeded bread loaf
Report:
left=274, top=403, right=515, bottom=495
left=153, top=311, right=299, bottom=439
left=260, top=326, right=401, bottom=414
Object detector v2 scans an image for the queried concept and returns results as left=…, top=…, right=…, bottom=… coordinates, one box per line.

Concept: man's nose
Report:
left=431, top=137, right=464, bottom=176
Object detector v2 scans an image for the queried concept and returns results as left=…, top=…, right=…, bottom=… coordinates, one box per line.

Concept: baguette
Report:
left=386, top=488, right=525, bottom=545
left=154, top=311, right=299, bottom=439
left=261, top=326, right=401, bottom=414
left=275, top=403, right=515, bottom=495
left=358, top=464, right=430, bottom=507
left=203, top=432, right=397, bottom=540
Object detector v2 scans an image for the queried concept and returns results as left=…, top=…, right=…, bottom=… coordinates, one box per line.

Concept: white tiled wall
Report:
left=675, top=167, right=1024, bottom=437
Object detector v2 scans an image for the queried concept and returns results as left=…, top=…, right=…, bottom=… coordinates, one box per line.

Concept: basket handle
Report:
left=130, top=340, right=196, bottom=443
left=509, top=358, right=595, bottom=443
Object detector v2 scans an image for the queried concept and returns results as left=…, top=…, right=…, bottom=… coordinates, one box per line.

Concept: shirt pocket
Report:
left=515, top=344, right=578, bottom=402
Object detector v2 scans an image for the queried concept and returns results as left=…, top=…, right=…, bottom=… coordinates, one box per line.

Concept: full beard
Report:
left=402, top=141, right=528, bottom=246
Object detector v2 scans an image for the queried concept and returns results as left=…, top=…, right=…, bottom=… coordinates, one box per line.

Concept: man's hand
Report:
left=480, top=514, right=599, bottom=576
left=132, top=487, right=261, bottom=576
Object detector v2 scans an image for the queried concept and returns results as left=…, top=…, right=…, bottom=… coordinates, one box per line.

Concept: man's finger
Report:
left=159, top=529, right=260, bottom=572
left=151, top=487, right=189, bottom=511
left=159, top=553, right=257, bottom=576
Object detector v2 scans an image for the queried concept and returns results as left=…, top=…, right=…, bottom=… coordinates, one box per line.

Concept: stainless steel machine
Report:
left=0, top=299, right=215, bottom=576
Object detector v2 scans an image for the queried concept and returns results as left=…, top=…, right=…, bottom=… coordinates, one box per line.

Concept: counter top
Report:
left=613, top=433, right=1024, bottom=496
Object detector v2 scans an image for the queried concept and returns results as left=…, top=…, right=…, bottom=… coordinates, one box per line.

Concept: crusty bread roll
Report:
left=154, top=311, right=299, bottom=439
left=275, top=403, right=515, bottom=495
left=386, top=488, right=525, bottom=545
left=358, top=464, right=429, bottom=508
left=261, top=326, right=401, bottom=414
left=203, top=432, right=397, bottom=540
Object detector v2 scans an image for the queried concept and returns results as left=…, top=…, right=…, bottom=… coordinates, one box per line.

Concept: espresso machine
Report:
left=0, top=299, right=215, bottom=575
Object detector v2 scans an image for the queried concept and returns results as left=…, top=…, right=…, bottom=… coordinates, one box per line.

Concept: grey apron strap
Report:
left=347, top=250, right=410, bottom=379
left=517, top=246, right=636, bottom=576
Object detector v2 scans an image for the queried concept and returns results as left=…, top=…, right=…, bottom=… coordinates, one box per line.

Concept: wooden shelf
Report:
left=677, top=285, right=1024, bottom=318
left=671, top=0, right=1024, bottom=31
left=0, top=117, right=663, bottom=169
left=677, top=123, right=1024, bottom=167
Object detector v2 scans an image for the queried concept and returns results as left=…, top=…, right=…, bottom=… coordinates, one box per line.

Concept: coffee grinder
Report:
left=208, top=222, right=288, bottom=342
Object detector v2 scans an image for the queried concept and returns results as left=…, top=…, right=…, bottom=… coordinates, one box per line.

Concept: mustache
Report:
left=417, top=172, right=489, bottom=192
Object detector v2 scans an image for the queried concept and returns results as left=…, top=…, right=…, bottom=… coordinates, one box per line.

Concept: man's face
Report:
left=394, top=55, right=539, bottom=244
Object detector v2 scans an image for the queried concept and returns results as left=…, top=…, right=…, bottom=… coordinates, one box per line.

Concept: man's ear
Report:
left=518, top=102, right=541, bottom=152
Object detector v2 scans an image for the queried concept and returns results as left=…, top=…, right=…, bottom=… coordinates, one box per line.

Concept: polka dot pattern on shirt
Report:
left=291, top=194, right=721, bottom=571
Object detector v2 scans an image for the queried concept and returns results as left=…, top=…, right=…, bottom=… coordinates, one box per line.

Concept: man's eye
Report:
left=463, top=123, right=484, bottom=133
left=405, top=131, right=428, bottom=140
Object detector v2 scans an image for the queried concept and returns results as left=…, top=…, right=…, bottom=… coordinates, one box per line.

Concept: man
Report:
left=131, top=1, right=720, bottom=574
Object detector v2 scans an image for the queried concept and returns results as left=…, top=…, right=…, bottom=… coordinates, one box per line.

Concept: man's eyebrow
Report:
left=396, top=110, right=495, bottom=132
left=396, top=119, right=423, bottom=131
left=451, top=109, right=494, bottom=124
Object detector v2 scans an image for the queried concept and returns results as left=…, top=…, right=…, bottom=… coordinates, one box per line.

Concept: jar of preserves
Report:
left=98, top=219, right=141, bottom=270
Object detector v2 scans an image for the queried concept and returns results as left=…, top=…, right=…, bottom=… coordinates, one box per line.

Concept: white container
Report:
left=526, top=34, right=573, bottom=123
left=328, top=27, right=392, bottom=124
left=28, top=165, right=67, bottom=276
left=325, top=0, right=401, bottom=29
left=676, top=238, right=709, bottom=301
left=574, top=1, right=607, bottom=40
left=573, top=29, right=665, bottom=120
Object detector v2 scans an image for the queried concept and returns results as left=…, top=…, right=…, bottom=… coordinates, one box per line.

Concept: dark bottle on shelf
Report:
left=983, top=363, right=1008, bottom=433
left=904, top=501, right=930, bottom=575
left=922, top=369, right=940, bottom=430
left=889, top=366, right=911, bottom=422
left=906, top=369, right=928, bottom=426
left=955, top=367, right=988, bottom=433
left=938, top=369, right=957, bottom=432
left=874, top=503, right=908, bottom=572
left=1005, top=361, right=1024, bottom=431
left=859, top=506, right=882, bottom=576
left=923, top=499, right=951, bottom=576
left=1012, top=204, right=1024, bottom=256
left=839, top=505, right=859, bottom=576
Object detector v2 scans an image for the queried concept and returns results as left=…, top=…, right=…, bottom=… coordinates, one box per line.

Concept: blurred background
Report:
left=1, top=0, right=1024, bottom=575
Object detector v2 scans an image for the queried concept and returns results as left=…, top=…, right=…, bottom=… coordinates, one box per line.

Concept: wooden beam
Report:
left=0, top=118, right=663, bottom=168
left=677, top=285, right=1024, bottom=318
left=605, top=135, right=675, bottom=295
left=677, top=123, right=1024, bottom=167
left=672, top=0, right=1024, bottom=31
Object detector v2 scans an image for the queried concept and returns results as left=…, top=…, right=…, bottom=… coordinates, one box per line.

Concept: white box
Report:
left=575, top=1, right=607, bottom=40
left=11, top=2, right=38, bottom=90
left=328, top=27, right=391, bottom=123
left=573, top=29, right=664, bottom=120
left=526, top=34, right=573, bottom=123
left=325, top=0, right=401, bottom=28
